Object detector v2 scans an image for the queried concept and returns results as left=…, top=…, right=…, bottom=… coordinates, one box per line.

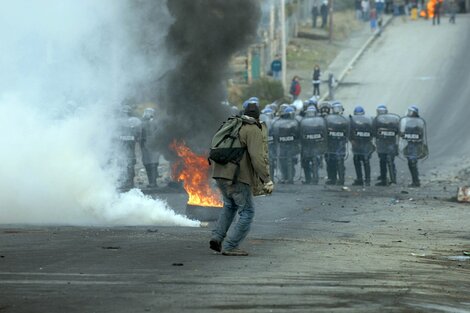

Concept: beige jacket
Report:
left=212, top=116, right=270, bottom=191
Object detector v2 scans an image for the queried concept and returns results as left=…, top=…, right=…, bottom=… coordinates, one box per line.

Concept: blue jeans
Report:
left=211, top=179, right=255, bottom=251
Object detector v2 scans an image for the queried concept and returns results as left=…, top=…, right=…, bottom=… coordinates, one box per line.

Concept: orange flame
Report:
left=170, top=140, right=223, bottom=207
left=420, top=0, right=437, bottom=18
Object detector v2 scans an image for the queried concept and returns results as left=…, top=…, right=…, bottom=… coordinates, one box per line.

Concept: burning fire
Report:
left=420, top=0, right=437, bottom=18
left=170, top=141, right=223, bottom=207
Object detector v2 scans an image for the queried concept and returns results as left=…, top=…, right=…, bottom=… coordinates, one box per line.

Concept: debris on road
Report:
left=172, top=263, right=184, bottom=266
left=101, top=246, right=120, bottom=250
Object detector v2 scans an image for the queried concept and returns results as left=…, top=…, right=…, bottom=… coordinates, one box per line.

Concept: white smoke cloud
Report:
left=0, top=1, right=198, bottom=227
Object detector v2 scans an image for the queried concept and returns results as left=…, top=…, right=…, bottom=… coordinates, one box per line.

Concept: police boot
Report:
left=148, top=163, right=158, bottom=188
left=352, top=156, right=363, bottom=186
left=325, top=156, right=336, bottom=185
left=126, top=165, right=135, bottom=189
left=336, top=158, right=345, bottom=186
left=376, top=157, right=388, bottom=186
left=388, top=158, right=397, bottom=185
left=408, top=161, right=420, bottom=187
left=302, top=159, right=311, bottom=184
left=364, top=159, right=371, bottom=186
left=287, top=158, right=295, bottom=184
left=312, top=158, right=320, bottom=185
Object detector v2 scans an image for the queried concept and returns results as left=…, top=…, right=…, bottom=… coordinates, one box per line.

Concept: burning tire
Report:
left=186, top=204, right=221, bottom=221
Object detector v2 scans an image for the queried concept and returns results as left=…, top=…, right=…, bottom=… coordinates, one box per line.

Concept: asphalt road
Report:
left=1, top=15, right=470, bottom=313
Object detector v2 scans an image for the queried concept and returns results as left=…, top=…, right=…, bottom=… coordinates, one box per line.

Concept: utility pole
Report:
left=328, top=0, right=334, bottom=43
left=269, top=3, right=275, bottom=61
left=280, top=0, right=287, bottom=91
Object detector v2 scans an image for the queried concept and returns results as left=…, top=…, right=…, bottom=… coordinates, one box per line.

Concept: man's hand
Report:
left=263, top=180, right=274, bottom=194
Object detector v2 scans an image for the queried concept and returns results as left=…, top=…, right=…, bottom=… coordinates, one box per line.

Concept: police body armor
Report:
left=374, top=113, right=400, bottom=156
left=350, top=115, right=375, bottom=156
left=325, top=114, right=349, bottom=156
left=141, top=118, right=160, bottom=165
left=300, top=116, right=327, bottom=158
left=272, top=116, right=300, bottom=183
left=119, top=117, right=142, bottom=162
left=117, top=117, right=142, bottom=189
left=399, top=116, right=428, bottom=159
left=273, top=118, right=300, bottom=158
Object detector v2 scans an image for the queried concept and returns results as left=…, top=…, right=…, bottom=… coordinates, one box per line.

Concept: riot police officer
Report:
left=260, top=107, right=276, bottom=179
left=318, top=101, right=332, bottom=117
left=400, top=105, right=428, bottom=187
left=373, top=104, right=400, bottom=186
left=350, top=106, right=375, bottom=186
left=116, top=105, right=142, bottom=190
left=141, top=108, right=160, bottom=188
left=272, top=106, right=300, bottom=184
left=300, top=105, right=327, bottom=184
left=325, top=102, right=349, bottom=185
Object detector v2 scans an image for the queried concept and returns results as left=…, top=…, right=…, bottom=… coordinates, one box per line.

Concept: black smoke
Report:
left=157, top=0, right=261, bottom=156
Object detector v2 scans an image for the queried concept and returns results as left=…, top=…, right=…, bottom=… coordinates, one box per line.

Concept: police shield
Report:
left=325, top=114, right=349, bottom=155
left=374, top=113, right=400, bottom=155
left=300, top=116, right=327, bottom=157
left=273, top=118, right=300, bottom=157
left=399, top=116, right=428, bottom=159
left=350, top=115, right=375, bottom=156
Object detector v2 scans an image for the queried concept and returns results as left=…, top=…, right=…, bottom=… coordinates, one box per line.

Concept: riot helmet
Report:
left=376, top=104, right=388, bottom=115
left=142, top=108, right=155, bottom=120
left=407, top=105, right=419, bottom=117
left=332, top=102, right=344, bottom=115
left=243, top=97, right=260, bottom=109
left=261, top=107, right=274, bottom=119
left=304, top=105, right=317, bottom=117
left=353, top=106, right=365, bottom=115
left=279, top=103, right=289, bottom=115
left=281, top=106, right=295, bottom=118
left=318, top=102, right=332, bottom=116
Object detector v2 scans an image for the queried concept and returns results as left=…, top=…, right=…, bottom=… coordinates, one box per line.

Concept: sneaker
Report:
left=209, top=239, right=222, bottom=252
left=222, top=248, right=249, bottom=256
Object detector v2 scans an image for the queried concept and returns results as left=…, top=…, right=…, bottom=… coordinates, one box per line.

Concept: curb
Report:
left=319, top=15, right=395, bottom=103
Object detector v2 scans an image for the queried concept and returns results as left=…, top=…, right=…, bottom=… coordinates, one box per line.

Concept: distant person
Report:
left=362, top=0, right=370, bottom=21
left=325, top=102, right=349, bottom=186
left=433, top=0, right=442, bottom=25
left=312, top=64, right=321, bottom=97
left=289, top=76, right=301, bottom=101
left=349, top=106, right=375, bottom=186
left=272, top=106, right=300, bottom=184
left=370, top=8, right=378, bottom=32
left=210, top=97, right=273, bottom=256
left=449, top=0, right=457, bottom=23
left=271, top=55, right=282, bottom=80
left=320, top=0, right=329, bottom=28
left=400, top=105, right=428, bottom=187
left=311, top=0, right=320, bottom=28
left=373, top=104, right=399, bottom=186
left=355, top=0, right=363, bottom=19
left=116, top=105, right=142, bottom=190
left=141, top=108, right=160, bottom=188
left=376, top=0, right=386, bottom=16
left=300, top=105, right=327, bottom=184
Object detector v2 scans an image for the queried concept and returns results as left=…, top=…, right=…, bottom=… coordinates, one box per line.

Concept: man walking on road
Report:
left=433, top=0, right=442, bottom=25
left=210, top=98, right=273, bottom=256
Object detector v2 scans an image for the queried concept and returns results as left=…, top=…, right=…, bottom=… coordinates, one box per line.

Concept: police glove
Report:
left=263, top=180, right=274, bottom=194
